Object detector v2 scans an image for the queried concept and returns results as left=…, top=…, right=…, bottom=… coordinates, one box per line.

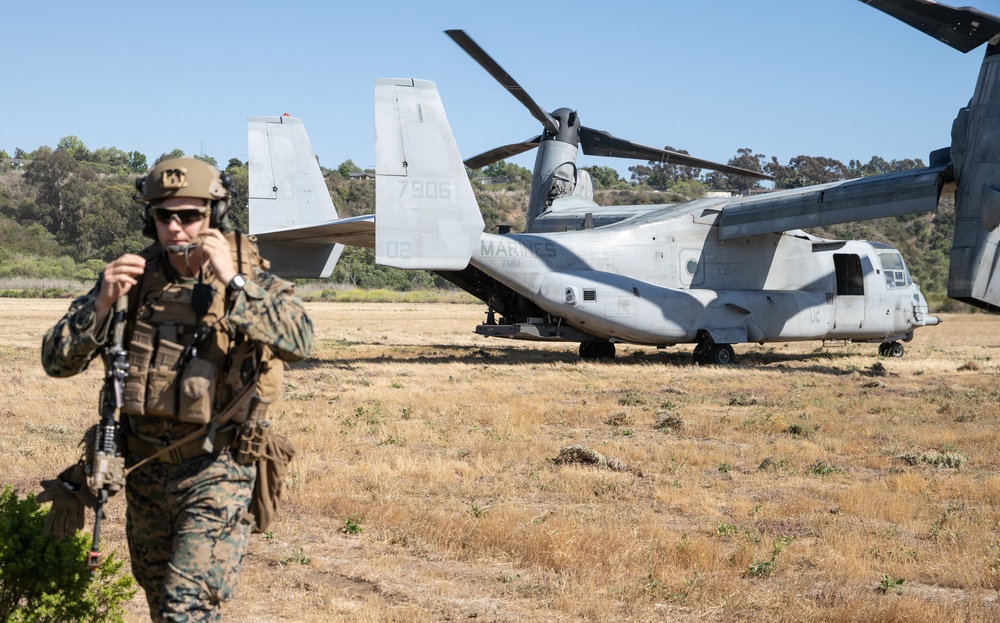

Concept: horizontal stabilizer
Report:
left=255, top=241, right=343, bottom=279
left=253, top=215, right=374, bottom=248
left=374, top=78, right=484, bottom=270
left=718, top=166, right=949, bottom=239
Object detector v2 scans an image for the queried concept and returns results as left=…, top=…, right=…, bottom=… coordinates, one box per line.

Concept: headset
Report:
left=136, top=171, right=233, bottom=239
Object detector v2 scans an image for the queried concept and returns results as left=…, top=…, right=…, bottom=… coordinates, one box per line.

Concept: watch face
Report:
left=230, top=275, right=247, bottom=289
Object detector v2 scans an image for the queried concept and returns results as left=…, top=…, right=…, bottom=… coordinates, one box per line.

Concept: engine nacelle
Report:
left=948, top=45, right=1000, bottom=311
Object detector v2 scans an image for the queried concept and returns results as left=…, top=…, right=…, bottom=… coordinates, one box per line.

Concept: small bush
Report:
left=653, top=412, right=684, bottom=432
left=0, top=486, right=135, bottom=623
left=876, top=574, right=906, bottom=594
left=806, top=460, right=843, bottom=477
left=342, top=516, right=364, bottom=535
left=782, top=424, right=810, bottom=438
left=897, top=450, right=966, bottom=469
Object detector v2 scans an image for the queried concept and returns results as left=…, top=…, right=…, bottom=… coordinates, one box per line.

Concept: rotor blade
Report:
left=580, top=127, right=773, bottom=181
left=445, top=30, right=559, bottom=134
left=859, top=0, right=1000, bottom=53
left=463, top=136, right=542, bottom=170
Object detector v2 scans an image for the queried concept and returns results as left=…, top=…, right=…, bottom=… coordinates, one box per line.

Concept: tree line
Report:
left=609, top=147, right=925, bottom=192
left=2, top=135, right=944, bottom=297
left=480, top=147, right=927, bottom=195
left=0, top=139, right=245, bottom=284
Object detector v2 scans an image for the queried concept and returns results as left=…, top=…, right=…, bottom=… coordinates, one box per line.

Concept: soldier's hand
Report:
left=37, top=463, right=95, bottom=538
left=95, top=254, right=146, bottom=325
left=196, top=229, right=237, bottom=286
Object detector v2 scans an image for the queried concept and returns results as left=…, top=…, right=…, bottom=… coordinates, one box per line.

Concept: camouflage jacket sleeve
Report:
left=41, top=280, right=113, bottom=378
left=228, top=266, right=313, bottom=362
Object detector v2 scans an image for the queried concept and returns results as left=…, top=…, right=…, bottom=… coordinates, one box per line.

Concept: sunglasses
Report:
left=151, top=207, right=208, bottom=225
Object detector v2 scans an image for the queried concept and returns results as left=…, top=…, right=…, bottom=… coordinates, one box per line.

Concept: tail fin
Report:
left=374, top=79, right=484, bottom=270
left=247, top=115, right=344, bottom=278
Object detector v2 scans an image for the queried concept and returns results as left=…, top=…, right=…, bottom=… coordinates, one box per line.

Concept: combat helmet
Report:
left=137, top=157, right=232, bottom=235
left=139, top=157, right=229, bottom=203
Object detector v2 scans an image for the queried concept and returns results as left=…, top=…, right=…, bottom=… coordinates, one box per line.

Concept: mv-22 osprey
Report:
left=247, top=0, right=1000, bottom=364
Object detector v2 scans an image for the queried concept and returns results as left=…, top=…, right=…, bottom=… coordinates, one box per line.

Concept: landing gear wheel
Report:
left=707, top=343, right=735, bottom=365
left=579, top=341, right=616, bottom=360
left=878, top=341, right=904, bottom=358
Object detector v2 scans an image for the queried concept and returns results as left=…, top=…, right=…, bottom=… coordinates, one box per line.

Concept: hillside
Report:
left=0, top=152, right=970, bottom=310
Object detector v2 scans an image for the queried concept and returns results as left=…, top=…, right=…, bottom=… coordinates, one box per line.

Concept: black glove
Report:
left=37, top=463, right=95, bottom=538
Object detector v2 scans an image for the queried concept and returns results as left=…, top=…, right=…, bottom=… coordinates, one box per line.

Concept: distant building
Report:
left=349, top=171, right=375, bottom=180
left=1, top=158, right=29, bottom=170
left=473, top=175, right=510, bottom=185
left=705, top=190, right=738, bottom=198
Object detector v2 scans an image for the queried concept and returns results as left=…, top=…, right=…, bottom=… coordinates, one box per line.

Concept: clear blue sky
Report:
left=4, top=1, right=999, bottom=181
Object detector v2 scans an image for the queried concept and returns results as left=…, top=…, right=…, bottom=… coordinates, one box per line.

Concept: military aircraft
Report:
left=246, top=0, right=1000, bottom=364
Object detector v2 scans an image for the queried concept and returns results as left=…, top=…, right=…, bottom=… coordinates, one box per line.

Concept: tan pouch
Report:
left=122, top=321, right=155, bottom=414
left=256, top=357, right=284, bottom=404
left=247, top=425, right=295, bottom=534
left=179, top=358, right=216, bottom=424
left=235, top=419, right=269, bottom=466
left=145, top=339, right=184, bottom=416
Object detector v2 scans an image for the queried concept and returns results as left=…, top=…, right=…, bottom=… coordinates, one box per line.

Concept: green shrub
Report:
left=0, top=486, right=135, bottom=622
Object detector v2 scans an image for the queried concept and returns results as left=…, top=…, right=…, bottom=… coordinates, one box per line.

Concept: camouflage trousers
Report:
left=125, top=450, right=255, bottom=623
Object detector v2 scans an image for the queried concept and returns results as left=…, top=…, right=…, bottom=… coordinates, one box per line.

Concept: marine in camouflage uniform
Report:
left=41, top=158, right=312, bottom=622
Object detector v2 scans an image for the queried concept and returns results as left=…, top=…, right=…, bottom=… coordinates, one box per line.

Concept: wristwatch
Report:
left=227, top=274, right=247, bottom=292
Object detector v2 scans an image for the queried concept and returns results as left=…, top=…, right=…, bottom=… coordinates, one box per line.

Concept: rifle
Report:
left=87, top=295, right=128, bottom=570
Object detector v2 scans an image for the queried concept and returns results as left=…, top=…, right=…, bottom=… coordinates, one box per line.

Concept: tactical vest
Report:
left=121, top=232, right=283, bottom=425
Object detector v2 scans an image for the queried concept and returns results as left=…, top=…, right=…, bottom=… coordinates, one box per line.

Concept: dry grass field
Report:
left=4, top=298, right=1000, bottom=622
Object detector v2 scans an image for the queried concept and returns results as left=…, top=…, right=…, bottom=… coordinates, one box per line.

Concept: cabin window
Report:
left=876, top=251, right=911, bottom=289
left=834, top=254, right=864, bottom=296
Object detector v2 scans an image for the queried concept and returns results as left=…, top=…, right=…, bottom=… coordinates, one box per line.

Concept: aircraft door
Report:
left=649, top=232, right=677, bottom=285
left=833, top=253, right=865, bottom=330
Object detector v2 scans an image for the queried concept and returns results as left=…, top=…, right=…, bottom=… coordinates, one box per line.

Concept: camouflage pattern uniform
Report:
left=42, top=241, right=312, bottom=622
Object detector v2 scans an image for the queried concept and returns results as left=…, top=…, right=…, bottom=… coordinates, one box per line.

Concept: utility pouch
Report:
left=248, top=426, right=295, bottom=534
left=178, top=358, right=216, bottom=424
left=122, top=321, right=155, bottom=414
left=256, top=357, right=284, bottom=404
left=145, top=339, right=184, bottom=417
left=234, top=419, right=270, bottom=466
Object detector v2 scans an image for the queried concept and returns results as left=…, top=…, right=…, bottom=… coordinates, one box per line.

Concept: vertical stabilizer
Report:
left=374, top=79, right=484, bottom=270
left=247, top=115, right=343, bottom=278
left=248, top=115, right=342, bottom=232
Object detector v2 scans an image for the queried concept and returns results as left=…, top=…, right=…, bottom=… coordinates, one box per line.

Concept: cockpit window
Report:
left=877, top=251, right=911, bottom=289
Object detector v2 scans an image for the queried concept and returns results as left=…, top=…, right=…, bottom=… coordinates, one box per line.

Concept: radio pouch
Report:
left=145, top=339, right=184, bottom=416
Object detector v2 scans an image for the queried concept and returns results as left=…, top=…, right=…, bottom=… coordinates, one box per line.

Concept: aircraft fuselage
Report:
left=472, top=205, right=935, bottom=348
